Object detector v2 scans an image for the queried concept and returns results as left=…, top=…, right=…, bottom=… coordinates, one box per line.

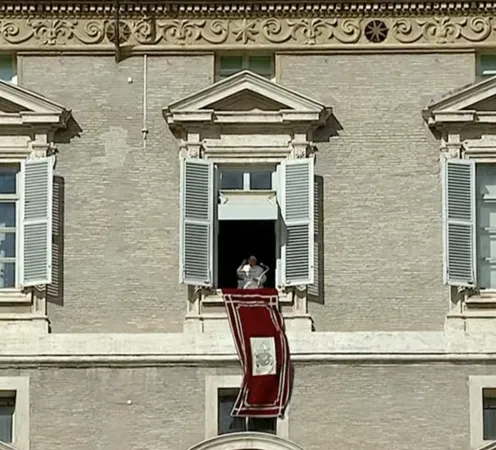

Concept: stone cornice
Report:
left=0, top=14, right=496, bottom=51
left=4, top=1, right=496, bottom=16
left=1, top=3, right=496, bottom=50
left=2, top=331, right=496, bottom=367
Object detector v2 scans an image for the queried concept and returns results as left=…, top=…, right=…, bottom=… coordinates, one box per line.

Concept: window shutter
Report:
left=180, top=157, right=214, bottom=286
left=308, top=175, right=324, bottom=302
left=280, top=158, right=314, bottom=286
left=442, top=158, right=476, bottom=286
left=21, top=156, right=54, bottom=287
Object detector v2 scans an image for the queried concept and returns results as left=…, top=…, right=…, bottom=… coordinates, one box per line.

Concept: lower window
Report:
left=205, top=375, right=288, bottom=440
left=483, top=388, right=496, bottom=440
left=0, top=377, right=29, bottom=450
left=0, top=393, right=15, bottom=443
left=218, top=388, right=277, bottom=435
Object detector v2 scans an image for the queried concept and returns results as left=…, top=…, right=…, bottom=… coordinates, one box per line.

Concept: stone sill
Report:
left=0, top=291, right=31, bottom=305
left=201, top=289, right=293, bottom=306
left=465, top=293, right=496, bottom=309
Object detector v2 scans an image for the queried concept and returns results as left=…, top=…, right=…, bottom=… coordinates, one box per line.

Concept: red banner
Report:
left=223, top=288, right=292, bottom=417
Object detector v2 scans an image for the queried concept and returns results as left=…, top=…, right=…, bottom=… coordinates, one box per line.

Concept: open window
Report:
left=0, top=157, right=53, bottom=290
left=179, top=157, right=314, bottom=289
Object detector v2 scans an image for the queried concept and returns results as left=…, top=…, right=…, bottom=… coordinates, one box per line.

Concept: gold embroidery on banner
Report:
left=0, top=16, right=494, bottom=49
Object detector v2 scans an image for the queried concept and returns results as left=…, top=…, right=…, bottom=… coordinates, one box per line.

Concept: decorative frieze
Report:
left=0, top=15, right=496, bottom=49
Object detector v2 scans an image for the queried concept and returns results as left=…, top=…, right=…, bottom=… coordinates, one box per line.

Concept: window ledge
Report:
left=202, top=289, right=292, bottom=305
left=466, top=294, right=496, bottom=308
left=0, top=291, right=30, bottom=304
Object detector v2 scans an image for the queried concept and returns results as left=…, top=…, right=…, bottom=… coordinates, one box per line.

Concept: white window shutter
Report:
left=21, top=156, right=54, bottom=287
left=280, top=157, right=314, bottom=286
left=180, top=157, right=214, bottom=286
left=442, top=158, right=476, bottom=286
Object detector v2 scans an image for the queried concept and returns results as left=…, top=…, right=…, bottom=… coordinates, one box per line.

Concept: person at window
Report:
left=237, top=256, right=267, bottom=289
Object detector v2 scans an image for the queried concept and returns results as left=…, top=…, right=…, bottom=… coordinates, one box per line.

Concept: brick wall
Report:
left=279, top=52, right=475, bottom=331
left=19, top=52, right=477, bottom=332
left=20, top=55, right=213, bottom=333
left=3, top=362, right=491, bottom=450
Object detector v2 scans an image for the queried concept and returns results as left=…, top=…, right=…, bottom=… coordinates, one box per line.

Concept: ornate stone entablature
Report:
left=1, top=1, right=496, bottom=51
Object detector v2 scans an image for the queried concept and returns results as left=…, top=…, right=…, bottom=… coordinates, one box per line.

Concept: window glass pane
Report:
left=218, top=393, right=246, bottom=434
left=219, top=56, right=244, bottom=79
left=220, top=171, right=244, bottom=190
left=481, top=55, right=496, bottom=77
left=250, top=171, right=272, bottom=190
left=248, top=417, right=277, bottom=434
left=0, top=263, right=15, bottom=288
left=477, top=165, right=496, bottom=289
left=0, top=55, right=15, bottom=83
left=0, top=233, right=15, bottom=258
left=0, top=168, right=17, bottom=194
left=484, top=392, right=496, bottom=441
left=0, top=203, right=16, bottom=228
left=0, top=404, right=13, bottom=443
left=248, top=56, right=273, bottom=77
left=220, top=56, right=243, bottom=71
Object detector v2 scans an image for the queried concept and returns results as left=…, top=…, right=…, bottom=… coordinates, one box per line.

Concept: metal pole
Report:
left=114, top=0, right=120, bottom=62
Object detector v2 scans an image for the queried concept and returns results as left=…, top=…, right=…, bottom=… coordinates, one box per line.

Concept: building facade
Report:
left=2, top=1, right=496, bottom=449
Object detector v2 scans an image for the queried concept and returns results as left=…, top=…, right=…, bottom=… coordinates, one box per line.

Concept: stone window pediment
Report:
left=163, top=70, right=331, bottom=128
left=423, top=77, right=496, bottom=126
left=0, top=80, right=69, bottom=128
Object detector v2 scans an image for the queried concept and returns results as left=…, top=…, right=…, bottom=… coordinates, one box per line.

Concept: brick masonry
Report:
left=19, top=52, right=476, bottom=332
left=20, top=55, right=213, bottom=333
left=279, top=52, right=476, bottom=331
left=1, top=362, right=492, bottom=450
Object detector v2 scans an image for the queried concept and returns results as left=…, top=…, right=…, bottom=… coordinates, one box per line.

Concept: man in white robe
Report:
left=236, top=256, right=267, bottom=289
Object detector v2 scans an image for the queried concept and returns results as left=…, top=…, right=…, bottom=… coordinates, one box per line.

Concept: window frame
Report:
left=217, top=388, right=278, bottom=435
left=217, top=164, right=277, bottom=192
left=215, top=53, right=276, bottom=82
left=0, top=162, right=22, bottom=290
left=0, top=54, right=17, bottom=84
left=475, top=163, right=496, bottom=291
left=0, top=392, right=15, bottom=444
left=0, top=377, right=29, bottom=450
left=477, top=53, right=496, bottom=78
left=205, top=375, right=289, bottom=440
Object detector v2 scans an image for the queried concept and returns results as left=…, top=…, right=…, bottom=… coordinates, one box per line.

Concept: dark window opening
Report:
left=0, top=395, right=15, bottom=443
left=217, top=220, right=276, bottom=289
left=484, top=388, right=496, bottom=440
left=218, top=389, right=277, bottom=435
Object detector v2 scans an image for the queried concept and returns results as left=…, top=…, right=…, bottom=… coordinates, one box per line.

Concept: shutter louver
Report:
left=22, top=157, right=53, bottom=287
left=281, top=158, right=314, bottom=286
left=180, top=158, right=213, bottom=286
left=308, top=175, right=324, bottom=302
left=443, top=158, right=476, bottom=286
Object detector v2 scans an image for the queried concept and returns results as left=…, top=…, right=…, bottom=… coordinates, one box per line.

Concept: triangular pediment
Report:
left=0, top=441, right=18, bottom=450
left=475, top=441, right=496, bottom=450
left=165, top=70, right=327, bottom=118
left=424, top=76, right=496, bottom=125
left=0, top=80, right=69, bottom=127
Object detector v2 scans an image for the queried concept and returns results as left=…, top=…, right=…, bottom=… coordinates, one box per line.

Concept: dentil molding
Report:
left=1, top=14, right=496, bottom=50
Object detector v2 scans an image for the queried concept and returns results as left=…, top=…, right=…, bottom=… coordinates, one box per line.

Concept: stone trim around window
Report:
left=0, top=376, right=29, bottom=450
left=469, top=376, right=496, bottom=449
left=204, top=374, right=289, bottom=441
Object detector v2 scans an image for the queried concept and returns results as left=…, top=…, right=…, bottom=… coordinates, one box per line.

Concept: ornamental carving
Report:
left=0, top=16, right=495, bottom=49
